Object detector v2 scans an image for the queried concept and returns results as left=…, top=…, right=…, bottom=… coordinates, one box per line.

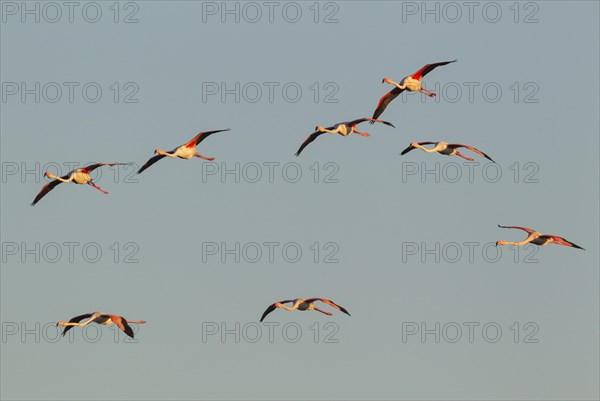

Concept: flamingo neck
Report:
left=415, top=144, right=436, bottom=153
left=47, top=173, right=71, bottom=182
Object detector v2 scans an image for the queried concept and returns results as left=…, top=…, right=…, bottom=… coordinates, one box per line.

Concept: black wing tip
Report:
left=571, top=243, right=585, bottom=250
left=400, top=145, right=414, bottom=156
left=340, top=307, right=351, bottom=316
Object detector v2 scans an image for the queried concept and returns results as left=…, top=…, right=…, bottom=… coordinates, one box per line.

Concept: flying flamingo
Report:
left=137, top=129, right=230, bottom=174
left=31, top=162, right=130, bottom=206
left=295, top=118, right=394, bottom=156
left=56, top=312, right=147, bottom=339
left=401, top=141, right=496, bottom=162
left=371, top=60, right=457, bottom=121
left=496, top=225, right=584, bottom=250
left=260, top=298, right=351, bottom=322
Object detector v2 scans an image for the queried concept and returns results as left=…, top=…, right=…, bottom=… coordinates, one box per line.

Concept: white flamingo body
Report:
left=137, top=129, right=230, bottom=174
left=393, top=76, right=423, bottom=92
left=157, top=144, right=198, bottom=159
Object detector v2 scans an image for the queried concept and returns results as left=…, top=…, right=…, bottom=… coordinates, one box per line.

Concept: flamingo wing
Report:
left=59, top=313, right=94, bottom=336
left=82, top=162, right=126, bottom=172
left=371, top=87, right=404, bottom=121
left=31, top=175, right=69, bottom=206
left=542, top=235, right=585, bottom=250
left=498, top=225, right=537, bottom=234
left=188, top=128, right=231, bottom=147
left=348, top=118, right=395, bottom=128
left=137, top=154, right=167, bottom=174
left=305, top=298, right=351, bottom=316
left=448, top=144, right=495, bottom=163
left=411, top=59, right=457, bottom=80
left=260, top=299, right=294, bottom=322
left=114, top=316, right=135, bottom=338
left=295, top=129, right=332, bottom=156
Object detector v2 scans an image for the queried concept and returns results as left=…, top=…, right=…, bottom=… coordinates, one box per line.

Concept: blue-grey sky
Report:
left=1, top=1, right=598, bottom=400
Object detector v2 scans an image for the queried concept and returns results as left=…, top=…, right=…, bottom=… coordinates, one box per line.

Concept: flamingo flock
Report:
left=26, top=59, right=583, bottom=340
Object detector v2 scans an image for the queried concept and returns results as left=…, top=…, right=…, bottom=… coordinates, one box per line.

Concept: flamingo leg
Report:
left=454, top=151, right=474, bottom=161
left=419, top=86, right=436, bottom=97
left=87, top=181, right=108, bottom=194
left=194, top=153, right=215, bottom=161
left=353, top=129, right=371, bottom=137
left=313, top=307, right=333, bottom=316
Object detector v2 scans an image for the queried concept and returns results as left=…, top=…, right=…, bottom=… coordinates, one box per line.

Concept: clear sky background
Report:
left=1, top=1, right=598, bottom=400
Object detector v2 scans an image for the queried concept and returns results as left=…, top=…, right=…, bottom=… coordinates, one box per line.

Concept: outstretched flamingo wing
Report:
left=541, top=235, right=585, bottom=250
left=371, top=87, right=403, bottom=121
left=295, top=128, right=333, bottom=157
left=411, top=59, right=457, bottom=80
left=82, top=162, right=128, bottom=173
left=31, top=178, right=65, bottom=206
left=59, top=313, right=94, bottom=336
left=348, top=118, right=395, bottom=128
left=498, top=225, right=537, bottom=234
left=187, top=128, right=231, bottom=147
left=114, top=316, right=135, bottom=338
left=305, top=298, right=351, bottom=316
left=137, top=154, right=168, bottom=175
left=448, top=144, right=495, bottom=163
left=260, top=300, right=294, bottom=322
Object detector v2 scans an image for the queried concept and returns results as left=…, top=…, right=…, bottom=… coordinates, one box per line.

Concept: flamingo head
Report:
left=496, top=240, right=506, bottom=247
left=315, top=125, right=325, bottom=132
left=154, top=149, right=161, bottom=155
left=274, top=302, right=284, bottom=308
left=382, top=77, right=393, bottom=84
